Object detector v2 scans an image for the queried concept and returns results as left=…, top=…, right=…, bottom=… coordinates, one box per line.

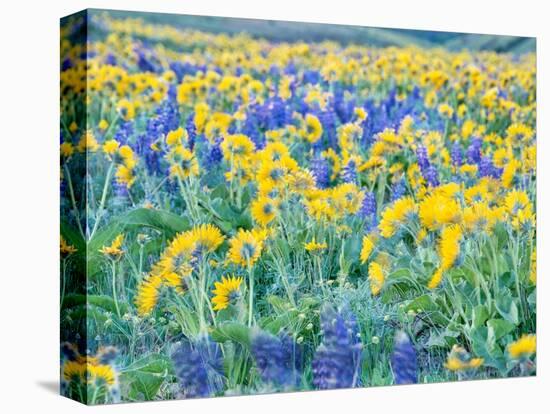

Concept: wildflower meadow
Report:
left=60, top=10, right=537, bottom=405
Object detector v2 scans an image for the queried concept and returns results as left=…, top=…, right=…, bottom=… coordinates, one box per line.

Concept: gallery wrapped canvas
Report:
left=60, top=9, right=536, bottom=405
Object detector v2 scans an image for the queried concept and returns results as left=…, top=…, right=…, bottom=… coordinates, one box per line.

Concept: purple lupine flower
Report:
left=341, top=159, right=358, bottom=184
left=113, top=121, right=134, bottom=145
left=416, top=145, right=430, bottom=172
left=466, top=137, right=482, bottom=164
left=317, top=108, right=337, bottom=149
left=311, top=156, right=330, bottom=189
left=478, top=156, right=502, bottom=179
left=359, top=191, right=377, bottom=219
left=425, top=165, right=440, bottom=187
left=451, top=142, right=463, bottom=166
left=391, top=331, right=418, bottom=385
left=312, top=304, right=363, bottom=390
left=186, top=113, right=196, bottom=151
left=204, top=136, right=223, bottom=167
left=251, top=330, right=303, bottom=388
left=391, top=179, right=407, bottom=201
left=171, top=336, right=224, bottom=399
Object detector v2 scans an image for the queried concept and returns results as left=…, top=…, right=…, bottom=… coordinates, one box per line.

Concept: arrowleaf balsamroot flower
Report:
left=368, top=261, right=385, bottom=296
left=211, top=275, right=243, bottom=311
left=428, top=224, right=462, bottom=289
left=227, top=228, right=265, bottom=267
left=391, top=331, right=418, bottom=384
left=360, top=232, right=377, bottom=263
left=303, top=113, right=323, bottom=143
left=444, top=345, right=484, bottom=372
left=135, top=274, right=163, bottom=316
left=251, top=196, right=278, bottom=227
left=379, top=196, right=417, bottom=238
left=508, top=334, right=536, bottom=359
left=99, top=234, right=124, bottom=260
left=60, top=235, right=77, bottom=257
left=304, top=237, right=327, bottom=253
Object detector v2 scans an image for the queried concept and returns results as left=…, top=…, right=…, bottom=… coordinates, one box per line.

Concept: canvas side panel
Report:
left=60, top=9, right=89, bottom=405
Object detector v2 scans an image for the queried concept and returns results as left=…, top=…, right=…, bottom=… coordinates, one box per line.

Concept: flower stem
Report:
left=90, top=161, right=115, bottom=240
left=247, top=260, right=254, bottom=327
left=111, top=260, right=121, bottom=318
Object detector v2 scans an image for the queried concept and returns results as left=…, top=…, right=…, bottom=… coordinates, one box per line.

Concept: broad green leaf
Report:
left=210, top=322, right=252, bottom=348
left=487, top=318, right=515, bottom=341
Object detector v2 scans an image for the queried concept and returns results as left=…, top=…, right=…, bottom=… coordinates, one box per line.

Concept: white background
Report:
left=0, top=0, right=547, bottom=412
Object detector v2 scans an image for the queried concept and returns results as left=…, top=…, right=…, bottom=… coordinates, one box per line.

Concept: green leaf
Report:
left=495, top=294, right=519, bottom=325
left=472, top=305, right=490, bottom=329
left=120, top=355, right=171, bottom=401
left=487, top=318, right=515, bottom=341
left=61, top=293, right=130, bottom=315
left=118, top=208, right=190, bottom=235
left=210, top=322, right=252, bottom=348
left=405, top=294, right=438, bottom=313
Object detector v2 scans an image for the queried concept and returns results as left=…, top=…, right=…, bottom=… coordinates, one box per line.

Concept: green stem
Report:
left=63, top=163, right=85, bottom=239
left=111, top=260, right=121, bottom=318
left=90, top=161, right=115, bottom=240
left=247, top=260, right=254, bottom=327
left=61, top=259, right=68, bottom=307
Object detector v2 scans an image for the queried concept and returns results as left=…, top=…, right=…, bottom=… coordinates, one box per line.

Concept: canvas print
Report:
left=60, top=9, right=536, bottom=405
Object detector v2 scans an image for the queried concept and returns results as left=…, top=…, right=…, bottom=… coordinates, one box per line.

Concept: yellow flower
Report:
left=304, top=237, right=328, bottom=253
left=166, top=127, right=187, bottom=146
left=419, top=193, right=462, bottom=231
left=251, top=196, right=278, bottom=227
left=77, top=130, right=99, bottom=152
left=368, top=261, right=385, bottom=296
left=506, top=123, right=534, bottom=144
left=427, top=267, right=444, bottom=290
left=154, top=231, right=197, bottom=280
left=360, top=233, right=377, bottom=263
left=227, top=228, right=264, bottom=267
left=118, top=145, right=137, bottom=168
left=211, top=275, right=243, bottom=311
left=257, top=157, right=297, bottom=186
left=508, top=334, right=536, bottom=359
left=115, top=165, right=136, bottom=188
left=69, top=121, right=79, bottom=134
left=88, top=363, right=116, bottom=386
left=501, top=158, right=521, bottom=188
left=304, top=114, right=323, bottom=143
left=439, top=224, right=462, bottom=270
left=354, top=107, right=367, bottom=121
left=117, top=99, right=135, bottom=121
left=504, top=190, right=535, bottom=230
left=331, top=183, right=365, bottom=215
left=60, top=235, right=77, bottom=257
left=102, top=139, right=120, bottom=156
left=504, top=190, right=531, bottom=215
left=166, top=146, right=199, bottom=179
left=191, top=223, right=225, bottom=255
left=63, top=360, right=86, bottom=383
left=135, top=274, right=163, bottom=316
left=98, top=119, right=109, bottom=131
left=463, top=202, right=498, bottom=233
left=286, top=169, right=316, bottom=195
left=221, top=134, right=255, bottom=165
left=99, top=234, right=124, bottom=259
left=60, top=142, right=75, bottom=158
left=444, top=345, right=484, bottom=371
left=438, top=103, right=454, bottom=118
left=379, top=196, right=417, bottom=238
